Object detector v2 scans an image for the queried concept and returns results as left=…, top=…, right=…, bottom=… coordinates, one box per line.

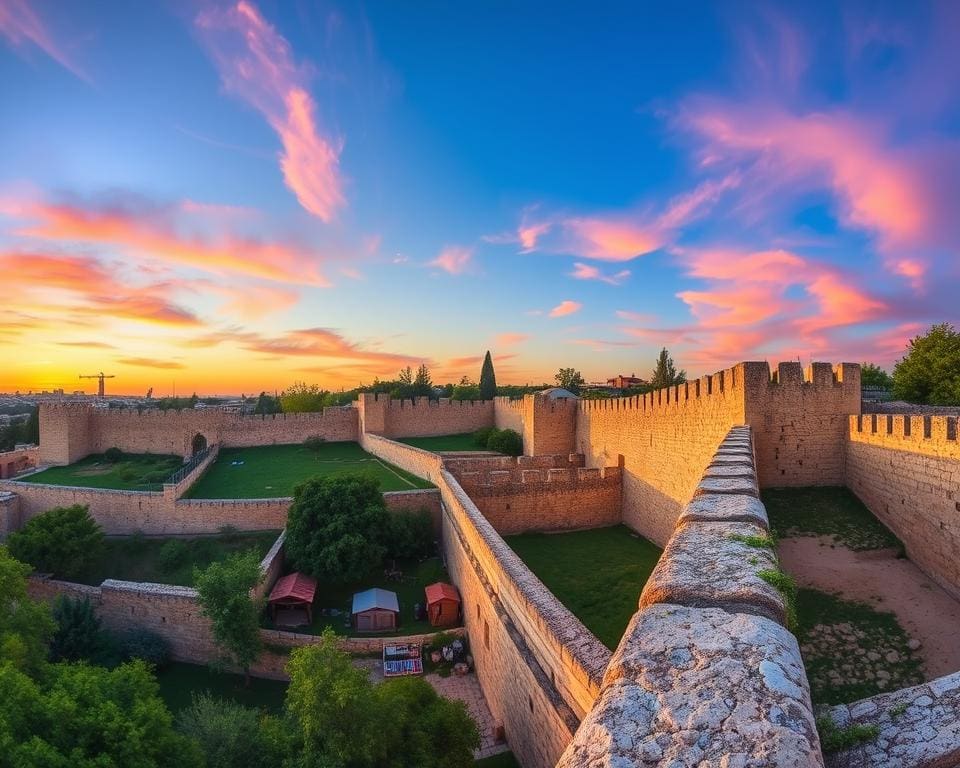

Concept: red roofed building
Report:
left=268, top=572, right=318, bottom=627
left=425, top=582, right=461, bottom=627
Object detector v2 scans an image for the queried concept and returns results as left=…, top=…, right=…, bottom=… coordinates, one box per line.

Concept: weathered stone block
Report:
left=678, top=494, right=769, bottom=528
left=695, top=475, right=759, bottom=497
left=639, top=521, right=785, bottom=624
left=557, top=605, right=822, bottom=768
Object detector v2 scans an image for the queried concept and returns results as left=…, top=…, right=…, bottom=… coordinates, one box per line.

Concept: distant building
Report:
left=537, top=387, right=580, bottom=400
left=606, top=374, right=647, bottom=389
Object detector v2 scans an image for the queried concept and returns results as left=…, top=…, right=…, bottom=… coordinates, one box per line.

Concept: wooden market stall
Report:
left=268, top=572, right=318, bottom=628
left=352, top=587, right=400, bottom=632
left=424, top=582, right=461, bottom=627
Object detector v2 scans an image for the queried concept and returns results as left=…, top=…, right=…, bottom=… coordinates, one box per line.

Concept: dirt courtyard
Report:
left=779, top=536, right=960, bottom=679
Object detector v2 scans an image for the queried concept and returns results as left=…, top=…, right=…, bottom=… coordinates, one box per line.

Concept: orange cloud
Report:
left=494, top=333, right=529, bottom=346
left=570, top=262, right=630, bottom=285
left=560, top=217, right=662, bottom=262
left=0, top=0, right=91, bottom=82
left=549, top=300, right=582, bottom=318
left=429, top=245, right=473, bottom=275
left=195, top=1, right=345, bottom=221
left=117, top=357, right=186, bottom=370
left=17, top=199, right=328, bottom=286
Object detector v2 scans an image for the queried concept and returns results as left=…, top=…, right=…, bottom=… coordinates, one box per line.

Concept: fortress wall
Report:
left=845, top=414, right=960, bottom=597
left=744, top=362, right=861, bottom=487
left=494, top=397, right=525, bottom=432
left=558, top=427, right=823, bottom=767
left=0, top=491, right=20, bottom=539
left=357, top=394, right=494, bottom=439
left=573, top=365, right=748, bottom=546
left=37, top=404, right=359, bottom=463
left=0, top=446, right=39, bottom=479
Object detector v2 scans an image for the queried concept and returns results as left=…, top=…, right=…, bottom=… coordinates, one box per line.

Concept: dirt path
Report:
left=778, top=536, right=960, bottom=679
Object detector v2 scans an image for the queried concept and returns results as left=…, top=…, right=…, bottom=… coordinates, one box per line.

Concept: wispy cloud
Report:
left=494, top=332, right=529, bottom=346
left=0, top=0, right=91, bottom=82
left=118, top=357, right=186, bottom=370
left=548, top=300, right=582, bottom=318
left=194, top=0, right=345, bottom=221
left=570, top=262, right=630, bottom=285
left=428, top=245, right=474, bottom=275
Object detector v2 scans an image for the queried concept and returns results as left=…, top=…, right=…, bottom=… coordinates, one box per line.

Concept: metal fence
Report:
left=165, top=444, right=215, bottom=486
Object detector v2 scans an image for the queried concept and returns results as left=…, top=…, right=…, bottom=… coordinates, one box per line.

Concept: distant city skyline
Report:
left=2, top=1, right=958, bottom=395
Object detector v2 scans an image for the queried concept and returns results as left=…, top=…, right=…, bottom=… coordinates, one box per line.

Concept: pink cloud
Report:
left=429, top=245, right=473, bottom=275
left=549, top=300, right=582, bottom=318
left=570, top=262, right=631, bottom=285
left=195, top=1, right=345, bottom=221
left=0, top=0, right=91, bottom=82
left=494, top=332, right=529, bottom=346
left=557, top=217, right=662, bottom=262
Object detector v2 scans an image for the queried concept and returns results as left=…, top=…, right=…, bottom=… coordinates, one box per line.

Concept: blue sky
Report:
left=1, top=0, right=958, bottom=394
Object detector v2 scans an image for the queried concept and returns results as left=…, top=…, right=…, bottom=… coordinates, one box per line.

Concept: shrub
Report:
left=487, top=428, right=523, bottom=456
left=303, top=435, right=327, bottom=453
left=6, top=504, right=105, bottom=579
left=121, top=629, right=172, bottom=668
left=816, top=713, right=880, bottom=752
left=104, top=447, right=124, bottom=463
left=285, top=474, right=389, bottom=583
left=177, top=694, right=284, bottom=768
left=158, top=539, right=188, bottom=572
left=472, top=426, right=495, bottom=447
left=387, top=510, right=434, bottom=560
left=49, top=595, right=114, bottom=664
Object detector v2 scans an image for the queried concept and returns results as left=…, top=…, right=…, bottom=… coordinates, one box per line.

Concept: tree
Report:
left=450, top=382, right=481, bottom=400
left=479, top=351, right=497, bottom=399
left=892, top=323, right=960, bottom=405
left=193, top=550, right=264, bottom=686
left=554, top=367, right=585, bottom=394
left=487, top=428, right=523, bottom=456
left=285, top=474, right=389, bottom=584
left=280, top=382, right=329, bottom=413
left=650, top=348, right=686, bottom=389
left=398, top=366, right=414, bottom=386
left=386, top=510, right=434, bottom=560
left=0, top=546, right=55, bottom=675
left=414, top=363, right=432, bottom=392
left=254, top=392, right=282, bottom=415
left=861, top=363, right=893, bottom=389
left=0, top=660, right=202, bottom=768
left=177, top=694, right=284, bottom=768
left=6, top=504, right=105, bottom=580
left=49, top=595, right=113, bottom=664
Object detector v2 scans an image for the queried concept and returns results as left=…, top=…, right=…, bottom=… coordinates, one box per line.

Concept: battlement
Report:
left=357, top=392, right=494, bottom=439
left=852, top=413, right=959, bottom=446
left=39, top=404, right=354, bottom=419
left=363, top=393, right=494, bottom=408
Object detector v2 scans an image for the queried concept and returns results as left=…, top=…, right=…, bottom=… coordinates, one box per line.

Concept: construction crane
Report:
left=79, top=372, right=115, bottom=399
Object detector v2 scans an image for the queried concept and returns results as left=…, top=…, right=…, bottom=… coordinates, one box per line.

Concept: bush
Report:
left=387, top=510, right=434, bottom=560
left=285, top=473, right=389, bottom=583
left=487, top=428, right=523, bottom=456
left=104, top=447, right=124, bottom=463
left=303, top=435, right=327, bottom=453
left=6, top=504, right=105, bottom=579
left=49, top=595, right=114, bottom=664
left=158, top=539, right=188, bottom=572
left=472, top=426, right=495, bottom=447
left=177, top=694, right=284, bottom=768
left=121, top=629, right=171, bottom=668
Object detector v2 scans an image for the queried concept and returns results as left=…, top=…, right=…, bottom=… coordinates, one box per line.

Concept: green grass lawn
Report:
left=21, top=452, right=183, bottom=491
left=184, top=442, right=433, bottom=498
left=796, top=587, right=923, bottom=706
left=73, top=530, right=281, bottom=587
left=398, top=433, right=492, bottom=452
left=155, top=662, right=288, bottom=714
left=763, top=486, right=902, bottom=551
left=262, top=557, right=452, bottom=637
left=475, top=753, right=519, bottom=767
left=505, top=525, right=662, bottom=650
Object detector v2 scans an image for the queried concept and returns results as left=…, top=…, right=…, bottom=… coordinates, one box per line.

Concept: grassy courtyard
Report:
left=184, top=442, right=433, bottom=498
left=763, top=486, right=901, bottom=551
left=398, top=433, right=491, bottom=452
left=505, top=525, right=662, bottom=650
left=21, top=452, right=183, bottom=491
left=156, top=662, right=288, bottom=714
left=73, top=530, right=281, bottom=587
left=262, top=557, right=451, bottom=637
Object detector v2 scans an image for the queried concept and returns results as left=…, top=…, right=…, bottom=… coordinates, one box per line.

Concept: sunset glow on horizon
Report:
left=2, top=1, right=958, bottom=395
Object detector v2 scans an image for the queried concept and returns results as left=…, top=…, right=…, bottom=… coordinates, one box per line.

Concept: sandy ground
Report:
left=778, top=536, right=960, bottom=679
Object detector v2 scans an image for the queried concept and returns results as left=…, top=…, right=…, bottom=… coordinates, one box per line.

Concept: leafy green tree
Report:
left=280, top=382, right=329, bottom=413
left=285, top=630, right=384, bottom=767
left=892, top=323, right=960, bottom=405
left=451, top=382, right=481, bottom=400
left=285, top=474, right=389, bottom=584
left=193, top=551, right=264, bottom=686
left=414, top=363, right=433, bottom=393
left=6, top=505, right=105, bottom=580
left=479, top=351, right=497, bottom=400
left=254, top=392, right=282, bottom=415
left=650, top=347, right=686, bottom=389
left=860, top=363, right=893, bottom=389
left=177, top=694, right=284, bottom=768
left=49, top=596, right=113, bottom=664
left=0, top=660, right=202, bottom=768
left=386, top=510, right=434, bottom=560
left=554, top=367, right=585, bottom=394
left=0, top=546, right=54, bottom=674
left=487, top=428, right=523, bottom=456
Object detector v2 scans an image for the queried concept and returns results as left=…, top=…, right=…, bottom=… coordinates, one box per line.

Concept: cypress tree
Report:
left=479, top=351, right=497, bottom=399
left=650, top=348, right=686, bottom=389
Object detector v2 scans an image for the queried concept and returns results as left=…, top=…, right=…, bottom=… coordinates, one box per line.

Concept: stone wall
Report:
left=447, top=455, right=621, bottom=535
left=558, top=426, right=824, bottom=767
left=357, top=393, right=494, bottom=439
left=494, top=397, right=525, bottom=433
left=845, top=414, right=960, bottom=598
left=0, top=491, right=20, bottom=539
left=0, top=446, right=39, bottom=478
left=39, top=404, right=359, bottom=464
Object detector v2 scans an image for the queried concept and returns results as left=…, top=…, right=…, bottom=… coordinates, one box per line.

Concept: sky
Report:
left=1, top=0, right=958, bottom=396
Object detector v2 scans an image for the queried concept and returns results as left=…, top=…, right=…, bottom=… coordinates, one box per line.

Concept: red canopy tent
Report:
left=268, top=572, right=317, bottom=627
left=425, top=582, right=461, bottom=627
